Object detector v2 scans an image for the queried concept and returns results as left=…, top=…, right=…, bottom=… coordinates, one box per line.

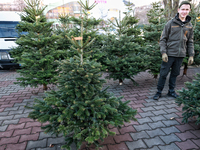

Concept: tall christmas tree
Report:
left=176, top=73, right=200, bottom=125
left=11, top=0, right=63, bottom=90
left=143, top=2, right=167, bottom=78
left=102, top=4, right=149, bottom=84
left=28, top=17, right=137, bottom=150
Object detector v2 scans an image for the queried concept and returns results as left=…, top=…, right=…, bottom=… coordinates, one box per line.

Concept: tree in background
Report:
left=28, top=17, right=137, bottom=150
left=102, top=3, right=149, bottom=85
left=163, top=0, right=180, bottom=20
left=11, top=0, right=63, bottom=90
left=143, top=2, right=167, bottom=78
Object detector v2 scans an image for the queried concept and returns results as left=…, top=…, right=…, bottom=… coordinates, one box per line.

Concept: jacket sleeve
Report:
left=187, top=27, right=195, bottom=57
left=159, top=21, right=171, bottom=54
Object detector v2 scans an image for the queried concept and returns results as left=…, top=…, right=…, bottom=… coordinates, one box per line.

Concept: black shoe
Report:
left=167, top=91, right=179, bottom=98
left=153, top=92, right=161, bottom=100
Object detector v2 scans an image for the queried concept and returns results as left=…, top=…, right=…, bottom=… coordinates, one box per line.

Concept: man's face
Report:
left=178, top=4, right=191, bottom=20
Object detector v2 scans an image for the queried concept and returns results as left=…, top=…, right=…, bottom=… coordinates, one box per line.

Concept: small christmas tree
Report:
left=176, top=73, right=200, bottom=125
left=143, top=2, right=167, bottom=78
left=28, top=18, right=137, bottom=150
left=11, top=0, right=63, bottom=90
left=102, top=7, right=149, bottom=84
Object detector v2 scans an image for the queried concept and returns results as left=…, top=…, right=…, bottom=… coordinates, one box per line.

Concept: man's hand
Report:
left=188, top=56, right=194, bottom=65
left=162, top=53, right=168, bottom=62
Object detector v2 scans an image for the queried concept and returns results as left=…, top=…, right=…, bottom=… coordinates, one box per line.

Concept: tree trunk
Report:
left=43, top=83, right=48, bottom=91
left=163, top=0, right=180, bottom=20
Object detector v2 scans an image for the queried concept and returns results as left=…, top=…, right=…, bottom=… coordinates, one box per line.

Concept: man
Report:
left=153, top=1, right=195, bottom=100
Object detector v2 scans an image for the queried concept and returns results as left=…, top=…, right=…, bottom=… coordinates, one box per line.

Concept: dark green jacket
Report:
left=160, top=13, right=194, bottom=57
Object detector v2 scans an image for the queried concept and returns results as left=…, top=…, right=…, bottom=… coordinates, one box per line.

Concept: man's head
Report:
left=178, top=1, right=191, bottom=21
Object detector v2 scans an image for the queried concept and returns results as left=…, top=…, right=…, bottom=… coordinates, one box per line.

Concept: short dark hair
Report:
left=179, top=1, right=191, bottom=8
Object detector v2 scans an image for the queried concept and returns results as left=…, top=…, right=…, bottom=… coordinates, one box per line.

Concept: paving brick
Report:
left=13, top=127, right=32, bottom=136
left=7, top=123, right=25, bottom=131
left=2, top=119, right=19, bottom=125
left=192, top=139, right=200, bottom=147
left=175, top=131, right=197, bottom=141
left=152, top=110, right=167, bottom=115
left=156, top=101, right=168, bottom=105
left=158, top=143, right=181, bottom=150
left=32, top=126, right=43, bottom=134
left=113, top=133, right=133, bottom=143
left=143, top=102, right=156, bottom=107
left=190, top=130, right=200, bottom=138
left=141, top=106, right=155, bottom=112
left=8, top=109, right=24, bottom=115
left=4, top=106, right=19, bottom=111
left=160, top=133, right=181, bottom=144
left=19, top=133, right=39, bottom=142
left=89, top=145, right=108, bottom=150
left=0, top=125, right=8, bottom=132
left=5, top=141, right=27, bottom=150
left=133, top=124, right=152, bottom=132
left=0, top=136, right=20, bottom=145
left=175, top=140, right=198, bottom=150
left=146, top=128, right=165, bottom=138
left=119, top=126, right=136, bottom=134
left=0, top=129, right=14, bottom=138
left=126, top=139, right=147, bottom=149
left=163, top=113, right=179, bottom=119
left=0, top=103, right=14, bottom=108
left=153, top=105, right=167, bottom=110
left=26, top=139, right=47, bottom=150
left=175, top=124, right=195, bottom=132
left=165, top=103, right=179, bottom=108
left=131, top=104, right=145, bottom=109
left=108, top=142, right=129, bottom=150
left=25, top=121, right=42, bottom=128
left=99, top=136, right=115, bottom=145
left=0, top=115, right=14, bottom=121
left=162, top=120, right=180, bottom=127
left=143, top=136, right=165, bottom=147
left=139, top=112, right=154, bottom=117
left=161, top=126, right=181, bottom=135
left=123, top=120, right=139, bottom=126
left=18, top=118, right=34, bottom=123
left=0, top=108, right=4, bottom=112
left=14, top=113, right=29, bottom=119
left=164, top=108, right=179, bottom=113
left=148, top=121, right=166, bottom=129
left=150, top=115, right=166, bottom=122
left=130, top=131, right=149, bottom=140
left=137, top=117, right=153, bottom=124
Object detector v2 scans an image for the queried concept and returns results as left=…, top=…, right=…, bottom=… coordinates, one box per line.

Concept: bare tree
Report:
left=163, top=0, right=180, bottom=20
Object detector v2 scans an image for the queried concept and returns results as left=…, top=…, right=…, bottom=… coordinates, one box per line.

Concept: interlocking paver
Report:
left=158, top=143, right=181, bottom=150
left=143, top=137, right=165, bottom=147
left=146, top=128, right=165, bottom=138
left=148, top=121, right=166, bottom=129
left=0, top=68, right=200, bottom=150
left=160, top=133, right=181, bottom=144
left=126, top=139, right=147, bottom=149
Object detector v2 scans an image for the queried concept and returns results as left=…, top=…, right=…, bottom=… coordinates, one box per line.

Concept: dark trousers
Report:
left=157, top=56, right=183, bottom=93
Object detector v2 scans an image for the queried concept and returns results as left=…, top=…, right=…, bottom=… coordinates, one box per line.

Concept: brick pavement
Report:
left=0, top=66, right=200, bottom=150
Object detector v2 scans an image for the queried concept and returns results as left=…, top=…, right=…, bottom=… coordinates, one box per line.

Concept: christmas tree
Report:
left=11, top=0, right=63, bottom=90
left=176, top=73, right=200, bottom=125
left=28, top=17, right=137, bottom=150
left=143, top=2, right=167, bottom=78
left=102, top=4, right=149, bottom=85
left=57, top=0, right=105, bottom=63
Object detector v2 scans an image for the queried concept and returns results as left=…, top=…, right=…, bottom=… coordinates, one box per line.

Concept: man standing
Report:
left=153, top=1, right=195, bottom=100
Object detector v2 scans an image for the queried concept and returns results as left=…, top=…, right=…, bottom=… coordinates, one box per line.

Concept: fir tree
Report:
left=102, top=7, right=149, bottom=85
left=143, top=2, right=167, bottom=78
left=28, top=18, right=137, bottom=150
left=11, top=0, right=63, bottom=90
left=176, top=73, right=200, bottom=125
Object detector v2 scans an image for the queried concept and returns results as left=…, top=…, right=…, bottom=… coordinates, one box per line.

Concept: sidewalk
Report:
left=0, top=66, right=200, bottom=150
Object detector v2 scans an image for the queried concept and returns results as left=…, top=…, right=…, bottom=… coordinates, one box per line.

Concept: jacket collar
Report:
left=174, top=13, right=191, bottom=25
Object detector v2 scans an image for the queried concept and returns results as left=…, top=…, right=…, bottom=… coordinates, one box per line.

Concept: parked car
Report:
left=0, top=11, right=21, bottom=69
